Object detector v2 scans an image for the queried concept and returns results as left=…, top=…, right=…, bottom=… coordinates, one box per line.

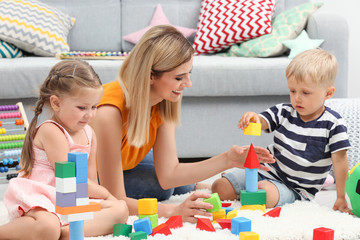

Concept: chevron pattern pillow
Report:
left=0, top=0, right=75, bottom=57
left=0, top=40, right=23, bottom=58
left=193, top=0, right=276, bottom=55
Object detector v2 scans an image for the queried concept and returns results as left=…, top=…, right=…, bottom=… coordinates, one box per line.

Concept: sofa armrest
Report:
left=306, top=11, right=349, bottom=98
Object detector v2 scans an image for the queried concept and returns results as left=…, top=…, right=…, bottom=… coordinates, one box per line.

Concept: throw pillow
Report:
left=282, top=30, right=324, bottom=59
left=193, top=0, right=276, bottom=55
left=222, top=2, right=323, bottom=57
left=0, top=40, right=23, bottom=58
left=123, top=4, right=197, bottom=44
left=0, top=0, right=75, bottom=56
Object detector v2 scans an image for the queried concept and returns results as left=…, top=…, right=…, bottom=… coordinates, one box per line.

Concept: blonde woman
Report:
left=91, top=25, right=274, bottom=223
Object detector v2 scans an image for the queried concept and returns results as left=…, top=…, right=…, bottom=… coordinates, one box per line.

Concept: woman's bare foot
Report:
left=195, top=182, right=212, bottom=191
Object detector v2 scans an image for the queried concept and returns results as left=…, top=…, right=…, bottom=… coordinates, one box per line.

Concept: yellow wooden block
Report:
left=212, top=209, right=226, bottom=221
left=240, top=204, right=266, bottom=212
left=239, top=232, right=259, bottom=240
left=226, top=209, right=238, bottom=219
left=138, top=198, right=158, bottom=215
left=244, top=123, right=261, bottom=136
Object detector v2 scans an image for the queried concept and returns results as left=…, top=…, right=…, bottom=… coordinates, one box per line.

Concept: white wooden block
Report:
left=60, top=212, right=94, bottom=222
left=76, top=197, right=90, bottom=206
left=56, top=177, right=76, bottom=193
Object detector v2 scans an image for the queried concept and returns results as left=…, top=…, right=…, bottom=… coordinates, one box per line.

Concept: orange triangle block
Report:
left=196, top=218, right=215, bottom=232
left=244, top=144, right=260, bottom=169
left=151, top=223, right=172, bottom=236
left=263, top=207, right=281, bottom=217
left=165, top=215, right=183, bottom=229
left=216, top=219, right=231, bottom=230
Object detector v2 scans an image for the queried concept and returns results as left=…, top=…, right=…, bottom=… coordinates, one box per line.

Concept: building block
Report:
left=245, top=168, right=258, bottom=192
left=113, top=223, right=133, bottom=237
left=133, top=217, right=153, bottom=235
left=76, top=197, right=89, bottom=206
left=244, top=123, right=261, bottom=136
left=203, top=192, right=222, bottom=213
left=55, top=161, right=75, bottom=178
left=313, top=227, right=334, bottom=240
left=56, top=177, right=76, bottom=193
left=244, top=144, right=260, bottom=169
left=68, top=152, right=88, bottom=169
left=215, top=219, right=231, bottom=230
left=263, top=207, right=281, bottom=218
left=231, top=217, right=251, bottom=235
left=138, top=198, right=158, bottom=215
left=212, top=209, right=226, bottom=221
left=76, top=183, right=88, bottom=198
left=55, top=202, right=101, bottom=215
left=56, top=192, right=76, bottom=207
left=139, top=213, right=158, bottom=228
left=196, top=218, right=215, bottom=232
left=240, top=189, right=266, bottom=205
left=151, top=223, right=172, bottom=236
left=165, top=215, right=183, bottom=229
left=221, top=202, right=232, bottom=207
left=69, top=220, right=84, bottom=240
left=222, top=207, right=234, bottom=215
left=226, top=209, right=238, bottom=219
left=60, top=212, right=94, bottom=222
left=239, top=231, right=260, bottom=240
left=129, top=231, right=148, bottom=240
left=240, top=204, right=266, bottom=212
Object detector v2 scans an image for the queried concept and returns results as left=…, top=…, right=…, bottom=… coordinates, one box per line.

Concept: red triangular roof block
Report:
left=196, top=218, right=215, bottom=232
left=263, top=206, right=281, bottom=217
left=151, top=223, right=172, bottom=236
left=215, top=219, right=231, bottom=230
left=165, top=215, right=183, bottom=229
left=221, top=202, right=232, bottom=208
left=244, top=144, right=260, bottom=169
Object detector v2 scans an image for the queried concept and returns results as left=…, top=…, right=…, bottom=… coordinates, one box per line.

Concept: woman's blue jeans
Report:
left=123, top=150, right=195, bottom=201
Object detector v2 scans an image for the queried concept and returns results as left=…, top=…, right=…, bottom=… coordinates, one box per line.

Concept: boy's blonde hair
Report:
left=286, top=49, right=338, bottom=87
left=20, top=60, right=102, bottom=177
left=118, top=25, right=194, bottom=148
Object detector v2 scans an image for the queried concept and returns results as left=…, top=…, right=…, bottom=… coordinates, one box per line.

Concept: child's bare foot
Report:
left=195, top=182, right=212, bottom=191
left=60, top=225, right=69, bottom=240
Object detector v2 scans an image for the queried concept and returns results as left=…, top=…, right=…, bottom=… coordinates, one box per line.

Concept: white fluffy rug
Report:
left=1, top=189, right=360, bottom=240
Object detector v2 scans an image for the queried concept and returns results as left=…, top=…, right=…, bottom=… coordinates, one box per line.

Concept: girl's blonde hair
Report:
left=286, top=49, right=338, bottom=87
left=119, top=25, right=194, bottom=147
left=20, top=60, right=102, bottom=177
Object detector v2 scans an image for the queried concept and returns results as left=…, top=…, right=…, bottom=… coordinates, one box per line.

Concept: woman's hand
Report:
left=171, top=192, right=213, bottom=223
left=226, top=145, right=275, bottom=171
left=238, top=112, right=261, bottom=130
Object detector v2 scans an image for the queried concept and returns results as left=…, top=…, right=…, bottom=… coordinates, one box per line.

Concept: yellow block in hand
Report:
left=244, top=123, right=261, bottom=136
left=138, top=198, right=158, bottom=215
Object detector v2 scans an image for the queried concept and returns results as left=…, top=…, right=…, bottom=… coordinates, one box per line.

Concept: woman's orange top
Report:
left=98, top=80, right=163, bottom=170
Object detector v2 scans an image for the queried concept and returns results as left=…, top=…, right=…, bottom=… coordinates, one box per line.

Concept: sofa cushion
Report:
left=0, top=0, right=74, bottom=56
left=193, top=0, right=275, bottom=55
left=0, top=40, right=23, bottom=58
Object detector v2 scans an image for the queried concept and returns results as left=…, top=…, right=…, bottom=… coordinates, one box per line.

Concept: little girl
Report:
left=0, top=60, right=128, bottom=239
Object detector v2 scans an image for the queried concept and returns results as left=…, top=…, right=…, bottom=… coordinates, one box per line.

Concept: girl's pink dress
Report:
left=4, top=120, right=93, bottom=223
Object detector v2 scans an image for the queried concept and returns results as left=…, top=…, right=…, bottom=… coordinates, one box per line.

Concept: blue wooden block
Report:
left=69, top=220, right=84, bottom=240
left=68, top=152, right=88, bottom=169
left=222, top=207, right=234, bottom=215
left=133, top=217, right=153, bottom=235
left=56, top=191, right=76, bottom=207
left=231, top=217, right=251, bottom=235
left=76, top=183, right=88, bottom=198
left=245, top=168, right=258, bottom=192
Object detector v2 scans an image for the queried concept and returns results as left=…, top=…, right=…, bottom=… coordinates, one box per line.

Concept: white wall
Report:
left=311, top=0, right=360, bottom=98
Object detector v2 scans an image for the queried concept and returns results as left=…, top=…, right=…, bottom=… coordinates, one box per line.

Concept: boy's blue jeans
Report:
left=123, top=150, right=195, bottom=201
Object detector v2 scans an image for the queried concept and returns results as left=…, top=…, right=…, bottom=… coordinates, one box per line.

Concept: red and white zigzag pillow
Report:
left=193, top=0, right=276, bottom=55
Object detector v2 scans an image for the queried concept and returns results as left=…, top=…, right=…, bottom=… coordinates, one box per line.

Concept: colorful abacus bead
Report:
left=0, top=112, right=21, bottom=119
left=0, top=105, right=19, bottom=111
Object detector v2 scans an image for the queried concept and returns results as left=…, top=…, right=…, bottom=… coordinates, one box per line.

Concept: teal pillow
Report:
left=221, top=2, right=323, bottom=57
left=0, top=40, right=23, bottom=58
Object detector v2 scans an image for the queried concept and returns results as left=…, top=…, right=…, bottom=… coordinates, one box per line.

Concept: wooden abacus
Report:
left=56, top=51, right=129, bottom=60
left=0, top=102, right=29, bottom=182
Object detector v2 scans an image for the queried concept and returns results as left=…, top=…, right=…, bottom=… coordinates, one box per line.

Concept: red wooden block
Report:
left=221, top=202, right=232, bottom=207
left=196, top=218, right=215, bottom=232
left=151, top=223, right=172, bottom=236
left=215, top=219, right=231, bottom=230
left=244, top=144, right=260, bottom=169
left=313, top=227, right=334, bottom=240
left=165, top=215, right=183, bottom=229
left=263, top=207, right=281, bottom=218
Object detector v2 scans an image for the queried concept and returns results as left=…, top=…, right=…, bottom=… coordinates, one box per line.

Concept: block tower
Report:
left=55, top=152, right=101, bottom=240
left=239, top=143, right=266, bottom=212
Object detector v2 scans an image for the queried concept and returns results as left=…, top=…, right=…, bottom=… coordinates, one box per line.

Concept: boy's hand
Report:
left=333, top=197, right=352, bottom=214
left=238, top=112, right=261, bottom=130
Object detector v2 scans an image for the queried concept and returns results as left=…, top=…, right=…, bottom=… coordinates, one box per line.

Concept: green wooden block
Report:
left=139, top=213, right=158, bottom=228
left=55, top=162, right=75, bottom=178
left=203, top=192, right=222, bottom=212
left=113, top=223, right=132, bottom=237
left=240, top=189, right=267, bottom=205
left=129, top=231, right=147, bottom=240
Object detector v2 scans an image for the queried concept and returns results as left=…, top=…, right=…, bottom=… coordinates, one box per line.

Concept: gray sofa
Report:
left=0, top=0, right=349, bottom=158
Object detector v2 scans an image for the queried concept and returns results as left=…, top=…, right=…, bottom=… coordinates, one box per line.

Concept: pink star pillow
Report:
left=123, top=4, right=197, bottom=44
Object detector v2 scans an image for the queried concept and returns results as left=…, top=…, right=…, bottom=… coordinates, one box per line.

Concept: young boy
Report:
left=212, top=49, right=351, bottom=213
